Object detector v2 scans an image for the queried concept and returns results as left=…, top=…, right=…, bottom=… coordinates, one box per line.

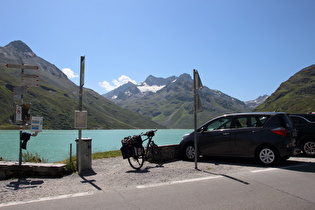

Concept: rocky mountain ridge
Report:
left=0, top=40, right=163, bottom=129
left=104, top=74, right=267, bottom=128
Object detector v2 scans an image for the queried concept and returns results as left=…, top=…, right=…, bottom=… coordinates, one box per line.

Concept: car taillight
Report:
left=271, top=127, right=287, bottom=136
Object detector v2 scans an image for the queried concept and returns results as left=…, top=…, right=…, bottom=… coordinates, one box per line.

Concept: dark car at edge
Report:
left=180, top=112, right=300, bottom=166
left=289, top=113, right=315, bottom=156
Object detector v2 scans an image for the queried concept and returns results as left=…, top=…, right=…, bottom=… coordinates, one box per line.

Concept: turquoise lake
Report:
left=0, top=129, right=191, bottom=162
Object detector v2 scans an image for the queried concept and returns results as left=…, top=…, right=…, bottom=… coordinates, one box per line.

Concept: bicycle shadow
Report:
left=6, top=178, right=44, bottom=190
left=125, top=163, right=164, bottom=174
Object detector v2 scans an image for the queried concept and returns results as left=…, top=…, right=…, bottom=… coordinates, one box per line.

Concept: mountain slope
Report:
left=255, top=65, right=315, bottom=113
left=0, top=40, right=164, bottom=129
left=104, top=74, right=251, bottom=128
left=245, top=95, right=269, bottom=110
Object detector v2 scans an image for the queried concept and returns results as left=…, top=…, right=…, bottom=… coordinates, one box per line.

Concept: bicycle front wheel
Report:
left=128, top=147, right=144, bottom=170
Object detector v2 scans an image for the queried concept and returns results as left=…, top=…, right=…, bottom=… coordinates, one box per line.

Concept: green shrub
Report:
left=22, top=151, right=48, bottom=163
left=64, top=158, right=76, bottom=174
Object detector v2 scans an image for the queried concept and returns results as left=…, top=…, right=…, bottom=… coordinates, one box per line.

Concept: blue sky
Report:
left=1, top=0, right=314, bottom=101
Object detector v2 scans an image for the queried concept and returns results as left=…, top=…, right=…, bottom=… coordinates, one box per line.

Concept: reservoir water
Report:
left=0, top=129, right=191, bottom=162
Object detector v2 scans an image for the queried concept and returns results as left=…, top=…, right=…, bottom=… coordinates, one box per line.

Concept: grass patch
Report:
left=0, top=125, right=20, bottom=130
left=92, top=150, right=122, bottom=160
left=57, top=150, right=122, bottom=175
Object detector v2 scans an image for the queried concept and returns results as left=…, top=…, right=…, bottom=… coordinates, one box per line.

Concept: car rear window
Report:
left=277, top=114, right=294, bottom=128
left=252, top=116, right=269, bottom=127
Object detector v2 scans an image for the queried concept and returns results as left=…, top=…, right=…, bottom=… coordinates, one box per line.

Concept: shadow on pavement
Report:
left=6, top=178, right=44, bottom=190
left=195, top=155, right=315, bottom=173
left=79, top=169, right=102, bottom=191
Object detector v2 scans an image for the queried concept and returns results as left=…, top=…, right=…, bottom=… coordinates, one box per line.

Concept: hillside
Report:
left=104, top=74, right=251, bottom=128
left=255, top=65, right=315, bottom=113
left=0, top=40, right=164, bottom=129
left=245, top=95, right=269, bottom=110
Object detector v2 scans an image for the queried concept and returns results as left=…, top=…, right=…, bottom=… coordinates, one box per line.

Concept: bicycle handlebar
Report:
left=141, top=129, right=158, bottom=137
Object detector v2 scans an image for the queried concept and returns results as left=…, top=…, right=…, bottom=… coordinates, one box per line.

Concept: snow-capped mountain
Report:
left=245, top=95, right=269, bottom=109
left=103, top=74, right=252, bottom=128
left=104, top=75, right=176, bottom=100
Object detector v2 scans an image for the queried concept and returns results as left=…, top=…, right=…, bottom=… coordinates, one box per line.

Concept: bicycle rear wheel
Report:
left=128, top=146, right=144, bottom=170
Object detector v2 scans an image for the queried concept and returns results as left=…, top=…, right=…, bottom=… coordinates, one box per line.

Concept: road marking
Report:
left=250, top=163, right=310, bottom=173
left=137, top=175, right=221, bottom=189
left=250, top=168, right=278, bottom=173
left=0, top=192, right=94, bottom=208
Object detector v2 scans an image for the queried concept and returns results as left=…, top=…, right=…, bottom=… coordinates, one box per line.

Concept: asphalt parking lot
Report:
left=1, top=154, right=314, bottom=207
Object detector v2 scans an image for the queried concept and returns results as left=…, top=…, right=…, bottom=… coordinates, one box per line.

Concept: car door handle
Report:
left=252, top=130, right=260, bottom=133
left=223, top=133, right=229, bottom=136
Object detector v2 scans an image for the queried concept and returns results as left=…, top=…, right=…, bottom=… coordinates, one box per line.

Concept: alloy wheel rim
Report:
left=304, top=141, right=315, bottom=155
left=259, top=148, right=275, bottom=164
left=186, top=146, right=195, bottom=159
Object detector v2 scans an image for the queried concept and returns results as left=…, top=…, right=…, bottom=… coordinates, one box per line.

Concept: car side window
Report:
left=206, top=117, right=232, bottom=131
left=297, top=118, right=308, bottom=125
left=231, top=116, right=260, bottom=129
left=231, top=117, right=247, bottom=128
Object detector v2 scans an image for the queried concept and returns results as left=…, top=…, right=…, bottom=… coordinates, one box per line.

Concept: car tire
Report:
left=256, top=146, right=279, bottom=166
left=183, top=144, right=195, bottom=161
left=302, top=139, right=315, bottom=156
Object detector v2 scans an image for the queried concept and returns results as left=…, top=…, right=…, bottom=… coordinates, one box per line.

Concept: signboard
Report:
left=6, top=64, right=39, bottom=70
left=14, top=86, right=28, bottom=95
left=30, top=117, right=43, bottom=132
left=80, top=56, right=85, bottom=86
left=16, top=105, right=22, bottom=122
left=74, top=110, right=87, bottom=129
left=193, top=69, right=203, bottom=90
left=21, top=76, right=39, bottom=87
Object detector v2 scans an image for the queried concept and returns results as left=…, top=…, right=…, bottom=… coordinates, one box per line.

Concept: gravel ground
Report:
left=1, top=156, right=313, bottom=206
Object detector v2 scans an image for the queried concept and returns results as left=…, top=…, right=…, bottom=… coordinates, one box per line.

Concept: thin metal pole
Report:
left=19, top=68, right=24, bottom=166
left=70, top=143, right=72, bottom=163
left=77, top=56, right=85, bottom=173
left=193, top=70, right=198, bottom=170
left=19, top=126, right=23, bottom=166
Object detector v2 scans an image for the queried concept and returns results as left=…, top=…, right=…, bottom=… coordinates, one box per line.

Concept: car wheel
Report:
left=183, top=144, right=195, bottom=161
left=256, top=146, right=279, bottom=166
left=302, top=140, right=315, bottom=156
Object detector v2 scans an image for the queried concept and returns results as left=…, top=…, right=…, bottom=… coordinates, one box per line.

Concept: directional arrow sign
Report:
left=13, top=86, right=28, bottom=95
left=21, top=74, right=39, bottom=78
left=22, top=77, right=39, bottom=87
left=6, top=64, right=39, bottom=70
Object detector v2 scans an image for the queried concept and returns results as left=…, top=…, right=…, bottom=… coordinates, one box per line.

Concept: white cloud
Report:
left=99, top=75, right=137, bottom=92
left=62, top=68, right=79, bottom=79
left=99, top=80, right=116, bottom=92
